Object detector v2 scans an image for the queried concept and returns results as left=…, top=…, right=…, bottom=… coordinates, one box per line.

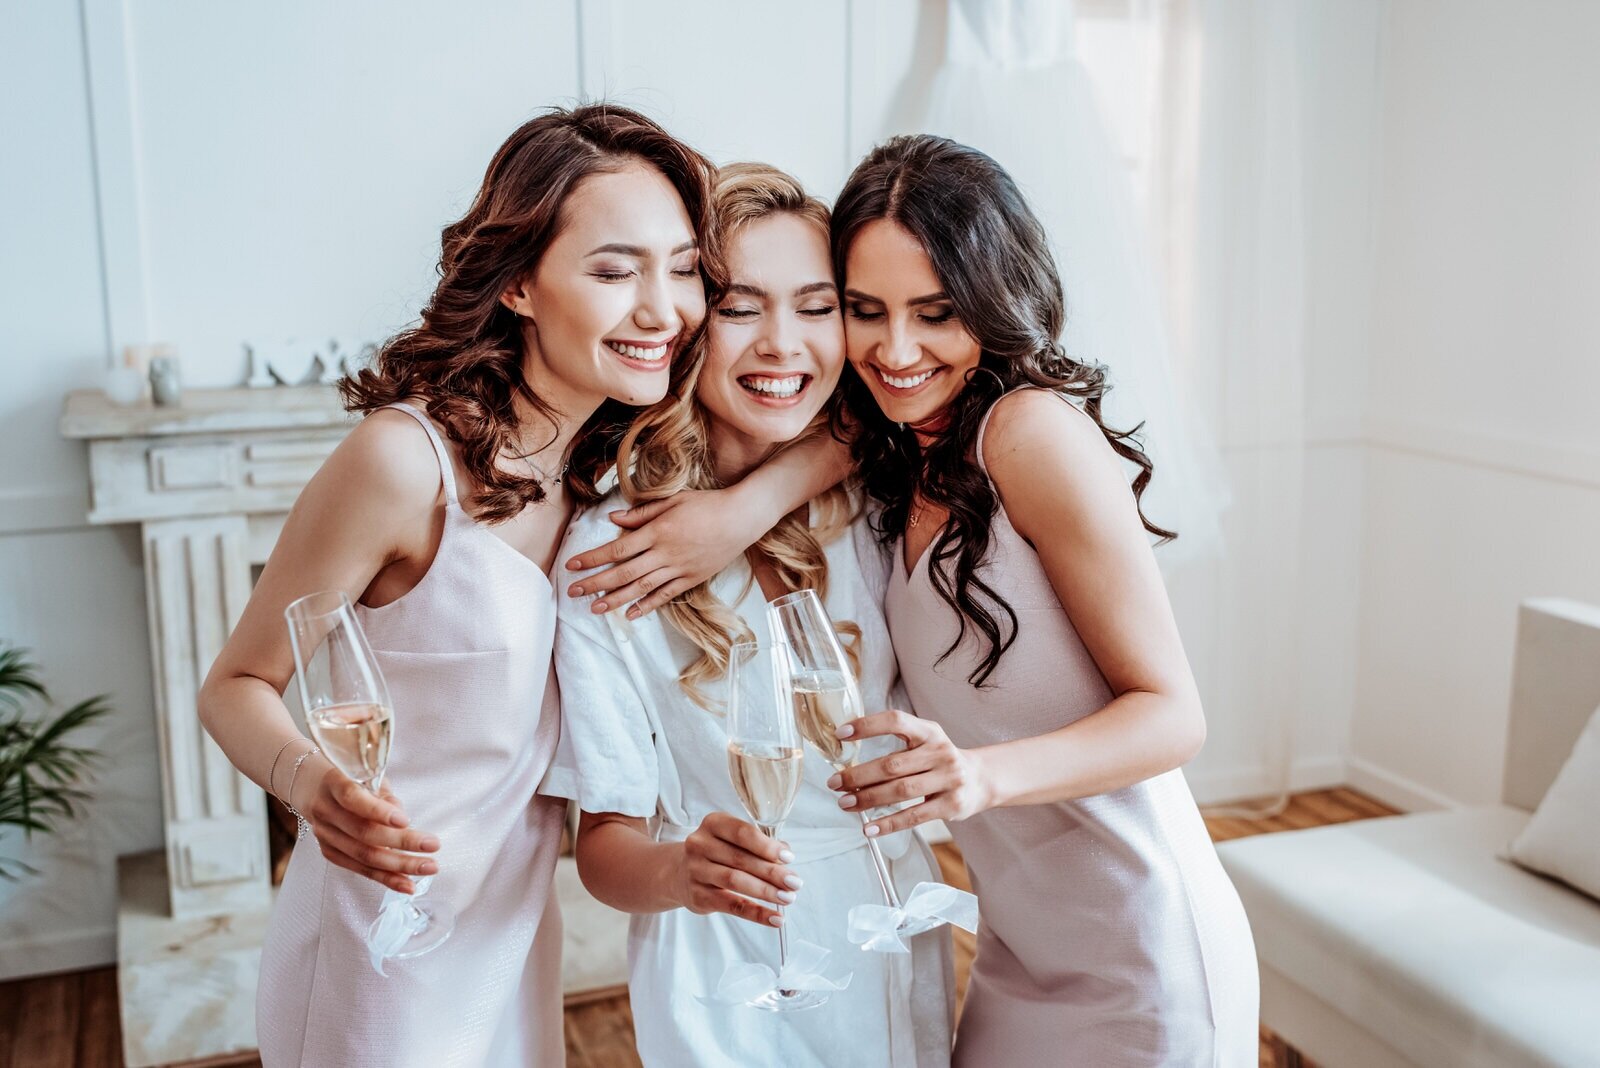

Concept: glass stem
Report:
left=763, top=823, right=794, bottom=995
left=860, top=813, right=903, bottom=909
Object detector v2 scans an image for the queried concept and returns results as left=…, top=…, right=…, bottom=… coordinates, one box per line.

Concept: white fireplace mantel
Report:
left=63, top=385, right=355, bottom=921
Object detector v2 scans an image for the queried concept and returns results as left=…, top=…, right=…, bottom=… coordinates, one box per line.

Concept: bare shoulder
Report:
left=981, top=389, right=1132, bottom=539
left=332, top=409, right=441, bottom=496
left=983, top=389, right=1118, bottom=482
left=298, top=408, right=444, bottom=535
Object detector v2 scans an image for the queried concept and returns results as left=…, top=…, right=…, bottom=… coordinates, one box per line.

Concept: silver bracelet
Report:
left=284, top=745, right=322, bottom=840
left=267, top=737, right=298, bottom=803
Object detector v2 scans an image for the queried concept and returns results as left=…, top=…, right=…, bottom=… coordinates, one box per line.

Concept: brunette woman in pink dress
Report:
left=823, top=135, right=1259, bottom=1066
left=197, top=105, right=841, bottom=1068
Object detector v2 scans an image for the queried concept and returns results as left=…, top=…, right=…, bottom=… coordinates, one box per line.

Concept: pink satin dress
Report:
left=883, top=391, right=1259, bottom=1067
left=257, top=402, right=567, bottom=1067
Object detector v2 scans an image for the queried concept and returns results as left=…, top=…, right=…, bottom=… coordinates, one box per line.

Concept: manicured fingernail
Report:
left=420, top=835, right=440, bottom=851
left=593, top=601, right=608, bottom=613
left=778, top=848, right=795, bottom=863
left=567, top=558, right=583, bottom=570
left=835, top=725, right=855, bottom=739
left=826, top=773, right=842, bottom=790
left=768, top=914, right=784, bottom=927
left=777, top=890, right=797, bottom=904
left=609, top=510, right=627, bottom=520
left=569, top=584, right=584, bottom=597
left=838, top=794, right=857, bottom=809
left=389, top=812, right=408, bottom=828
left=626, top=606, right=641, bottom=620
left=420, top=861, right=438, bottom=875
left=784, top=874, right=803, bottom=890
left=864, top=824, right=881, bottom=838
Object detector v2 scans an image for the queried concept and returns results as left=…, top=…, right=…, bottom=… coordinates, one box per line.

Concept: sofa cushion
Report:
left=1511, top=703, right=1600, bottom=902
left=1219, top=807, right=1600, bottom=1068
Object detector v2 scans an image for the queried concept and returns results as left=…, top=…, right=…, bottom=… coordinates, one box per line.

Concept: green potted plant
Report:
left=0, top=643, right=111, bottom=879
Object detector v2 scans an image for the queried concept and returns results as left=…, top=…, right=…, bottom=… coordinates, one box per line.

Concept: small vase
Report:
left=149, top=357, right=182, bottom=406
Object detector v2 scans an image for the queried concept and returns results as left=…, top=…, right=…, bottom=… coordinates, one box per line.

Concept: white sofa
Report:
left=1218, top=598, right=1600, bottom=1068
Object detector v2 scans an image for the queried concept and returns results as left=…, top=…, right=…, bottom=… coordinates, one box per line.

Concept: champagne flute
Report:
left=285, top=591, right=454, bottom=963
left=726, top=639, right=827, bottom=1012
left=768, top=590, right=939, bottom=936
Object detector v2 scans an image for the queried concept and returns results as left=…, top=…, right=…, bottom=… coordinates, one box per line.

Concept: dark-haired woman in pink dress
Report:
left=823, top=134, right=1258, bottom=1067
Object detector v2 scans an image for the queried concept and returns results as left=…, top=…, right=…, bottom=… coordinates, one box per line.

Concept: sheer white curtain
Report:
left=916, top=0, right=1309, bottom=811
left=919, top=0, right=1228, bottom=569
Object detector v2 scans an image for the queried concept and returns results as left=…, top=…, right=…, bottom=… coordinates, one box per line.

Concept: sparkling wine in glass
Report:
left=307, top=702, right=392, bottom=786
left=768, top=589, right=938, bottom=935
left=726, top=639, right=827, bottom=1012
left=286, top=591, right=454, bottom=964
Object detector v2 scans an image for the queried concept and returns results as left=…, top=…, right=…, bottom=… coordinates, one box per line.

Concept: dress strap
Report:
left=383, top=402, right=460, bottom=507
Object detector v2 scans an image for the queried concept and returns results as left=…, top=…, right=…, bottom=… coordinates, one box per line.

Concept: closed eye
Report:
left=800, top=304, right=838, bottom=319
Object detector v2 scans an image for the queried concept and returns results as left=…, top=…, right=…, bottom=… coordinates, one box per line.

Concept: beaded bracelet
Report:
left=284, top=745, right=322, bottom=840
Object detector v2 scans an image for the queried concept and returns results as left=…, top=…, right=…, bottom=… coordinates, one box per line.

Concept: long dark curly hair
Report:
left=341, top=103, right=715, bottom=522
left=831, top=134, right=1173, bottom=686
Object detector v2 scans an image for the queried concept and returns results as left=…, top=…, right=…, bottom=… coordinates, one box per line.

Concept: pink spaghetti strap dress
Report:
left=256, top=402, right=567, bottom=1067
left=882, top=390, right=1259, bottom=1067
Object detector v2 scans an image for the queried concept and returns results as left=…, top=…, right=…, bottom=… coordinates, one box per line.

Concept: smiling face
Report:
left=696, top=211, right=844, bottom=480
left=503, top=161, right=706, bottom=411
left=842, top=218, right=983, bottom=427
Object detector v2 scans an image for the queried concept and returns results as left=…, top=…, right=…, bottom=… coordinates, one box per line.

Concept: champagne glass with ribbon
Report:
left=286, top=591, right=454, bottom=974
left=768, top=590, right=978, bottom=952
left=714, top=639, right=849, bottom=1010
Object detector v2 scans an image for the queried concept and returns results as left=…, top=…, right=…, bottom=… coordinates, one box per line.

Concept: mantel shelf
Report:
left=61, top=385, right=355, bottom=440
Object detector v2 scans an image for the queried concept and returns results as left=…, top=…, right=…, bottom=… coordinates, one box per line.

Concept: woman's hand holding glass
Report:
left=678, top=811, right=802, bottom=928
left=285, top=590, right=454, bottom=970
left=296, top=763, right=439, bottom=895
left=828, top=711, right=994, bottom=836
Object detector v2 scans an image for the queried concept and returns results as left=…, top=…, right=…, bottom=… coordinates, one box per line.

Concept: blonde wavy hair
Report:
left=616, top=162, right=860, bottom=708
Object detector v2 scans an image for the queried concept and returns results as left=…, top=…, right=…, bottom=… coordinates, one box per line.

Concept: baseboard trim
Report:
left=0, top=924, right=115, bottom=982
left=1188, top=756, right=1348, bottom=807
left=1344, top=755, right=1460, bottom=813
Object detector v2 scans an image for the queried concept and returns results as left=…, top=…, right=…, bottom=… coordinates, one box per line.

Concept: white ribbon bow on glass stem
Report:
left=703, top=939, right=854, bottom=1005
left=847, top=881, right=980, bottom=954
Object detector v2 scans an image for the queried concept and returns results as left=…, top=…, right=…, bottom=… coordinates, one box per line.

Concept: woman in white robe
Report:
left=540, top=163, right=954, bottom=1068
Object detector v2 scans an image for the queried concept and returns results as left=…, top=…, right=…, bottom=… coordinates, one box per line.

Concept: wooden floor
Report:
left=0, top=788, right=1395, bottom=1068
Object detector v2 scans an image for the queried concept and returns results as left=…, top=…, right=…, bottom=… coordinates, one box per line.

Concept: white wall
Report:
left=0, top=0, right=162, bottom=978
left=1289, top=0, right=1387, bottom=793
left=1349, top=0, right=1600, bottom=809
